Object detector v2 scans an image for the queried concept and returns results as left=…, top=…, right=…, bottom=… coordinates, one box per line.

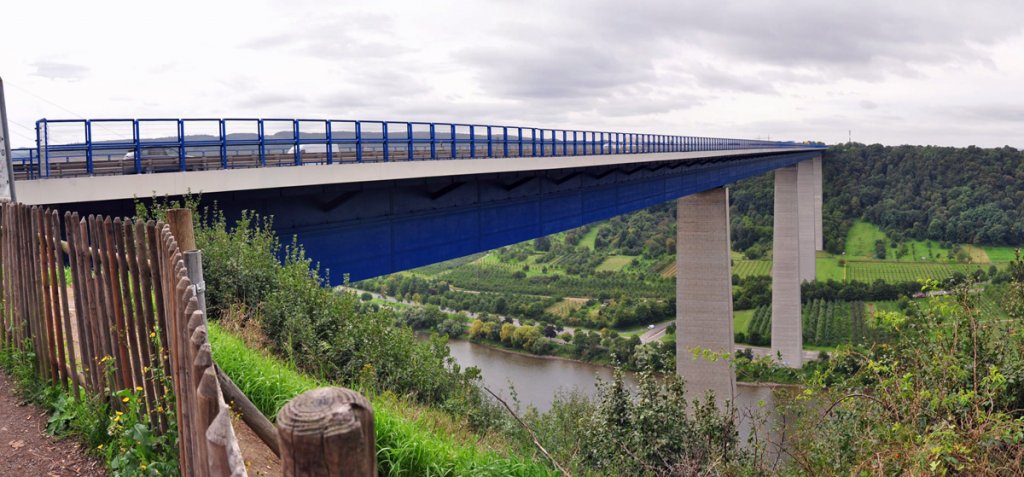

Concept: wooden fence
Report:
left=0, top=201, right=377, bottom=476
left=0, top=202, right=246, bottom=476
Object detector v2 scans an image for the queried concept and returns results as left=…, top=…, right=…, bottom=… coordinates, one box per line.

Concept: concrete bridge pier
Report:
left=797, top=160, right=817, bottom=283
left=813, top=155, right=823, bottom=251
left=771, top=156, right=823, bottom=367
left=675, top=187, right=736, bottom=409
left=771, top=166, right=803, bottom=367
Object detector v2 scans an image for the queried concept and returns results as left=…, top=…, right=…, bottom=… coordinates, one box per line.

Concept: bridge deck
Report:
left=16, top=147, right=821, bottom=206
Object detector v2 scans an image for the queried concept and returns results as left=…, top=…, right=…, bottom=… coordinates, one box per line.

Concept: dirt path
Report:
left=232, top=416, right=280, bottom=476
left=0, top=370, right=106, bottom=476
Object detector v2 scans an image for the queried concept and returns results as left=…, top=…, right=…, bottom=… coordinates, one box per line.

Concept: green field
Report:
left=845, top=221, right=959, bottom=262
left=735, top=256, right=845, bottom=281
left=545, top=297, right=589, bottom=317
left=729, top=255, right=989, bottom=284
left=845, top=261, right=985, bottom=283
left=816, top=254, right=846, bottom=281
left=733, top=309, right=754, bottom=332
left=596, top=255, right=634, bottom=272
left=734, top=260, right=771, bottom=278
left=578, top=226, right=600, bottom=250
left=982, top=246, right=1020, bottom=262
left=476, top=252, right=552, bottom=277
left=846, top=221, right=890, bottom=258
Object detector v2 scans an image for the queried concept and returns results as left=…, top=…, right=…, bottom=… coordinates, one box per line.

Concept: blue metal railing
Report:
left=11, top=148, right=39, bottom=179
left=23, top=117, right=826, bottom=179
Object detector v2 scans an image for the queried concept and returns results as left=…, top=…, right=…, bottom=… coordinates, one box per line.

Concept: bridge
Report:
left=4, top=115, right=826, bottom=406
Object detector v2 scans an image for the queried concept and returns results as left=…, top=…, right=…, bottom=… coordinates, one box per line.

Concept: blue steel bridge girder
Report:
left=192, top=150, right=818, bottom=283
left=27, top=150, right=817, bottom=284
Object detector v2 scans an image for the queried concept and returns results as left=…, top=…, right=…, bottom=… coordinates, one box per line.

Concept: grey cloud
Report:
left=30, top=61, right=89, bottom=81
left=689, top=65, right=778, bottom=94
left=950, top=105, right=1024, bottom=123
left=458, top=0, right=1023, bottom=104
left=578, top=1, right=1022, bottom=70
left=461, top=42, right=654, bottom=100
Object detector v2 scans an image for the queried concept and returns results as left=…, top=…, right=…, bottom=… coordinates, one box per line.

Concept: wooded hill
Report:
left=557, top=143, right=1024, bottom=260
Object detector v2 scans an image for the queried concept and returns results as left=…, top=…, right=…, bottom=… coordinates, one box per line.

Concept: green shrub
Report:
left=138, top=202, right=483, bottom=410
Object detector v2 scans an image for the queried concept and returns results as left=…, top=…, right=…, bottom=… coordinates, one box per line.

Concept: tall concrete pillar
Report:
left=813, top=155, right=823, bottom=251
left=676, top=187, right=736, bottom=408
left=797, top=160, right=816, bottom=283
left=772, top=167, right=803, bottom=367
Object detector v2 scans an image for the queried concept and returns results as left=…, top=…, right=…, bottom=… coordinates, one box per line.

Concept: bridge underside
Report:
left=39, top=150, right=816, bottom=283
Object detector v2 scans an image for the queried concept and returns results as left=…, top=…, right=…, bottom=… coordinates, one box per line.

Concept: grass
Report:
left=733, top=309, right=754, bottom=333
left=733, top=256, right=846, bottom=281
left=577, top=226, right=600, bottom=250
left=981, top=246, right=1021, bottom=262
left=845, top=221, right=890, bottom=259
left=816, top=254, right=846, bottom=281
left=595, top=255, right=633, bottom=272
left=729, top=253, right=987, bottom=284
left=207, top=323, right=555, bottom=476
left=845, top=222, right=956, bottom=262
left=733, top=260, right=771, bottom=278
left=845, top=261, right=985, bottom=283
left=476, top=253, right=551, bottom=277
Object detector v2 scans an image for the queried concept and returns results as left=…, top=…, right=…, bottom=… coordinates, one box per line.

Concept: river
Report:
left=444, top=338, right=792, bottom=449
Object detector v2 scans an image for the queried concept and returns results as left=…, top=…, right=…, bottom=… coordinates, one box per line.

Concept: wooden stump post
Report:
left=277, top=387, right=376, bottom=477
left=166, top=208, right=196, bottom=253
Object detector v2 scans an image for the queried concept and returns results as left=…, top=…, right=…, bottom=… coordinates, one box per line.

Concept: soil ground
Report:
left=233, top=416, right=280, bottom=476
left=0, top=370, right=106, bottom=476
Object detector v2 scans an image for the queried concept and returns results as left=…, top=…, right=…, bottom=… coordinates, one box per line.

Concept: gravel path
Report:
left=0, top=370, right=106, bottom=476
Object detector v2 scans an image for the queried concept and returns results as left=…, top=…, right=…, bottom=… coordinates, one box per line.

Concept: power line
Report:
left=7, top=127, right=35, bottom=144
left=5, top=80, right=131, bottom=141
left=6, top=80, right=90, bottom=119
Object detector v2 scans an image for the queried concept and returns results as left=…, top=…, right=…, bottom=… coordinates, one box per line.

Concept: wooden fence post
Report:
left=167, top=208, right=196, bottom=253
left=277, top=387, right=377, bottom=477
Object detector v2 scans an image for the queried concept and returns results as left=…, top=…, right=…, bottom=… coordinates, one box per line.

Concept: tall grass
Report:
left=208, top=323, right=555, bottom=476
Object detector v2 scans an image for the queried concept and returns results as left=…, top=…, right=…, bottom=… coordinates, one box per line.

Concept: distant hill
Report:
left=821, top=143, right=1024, bottom=251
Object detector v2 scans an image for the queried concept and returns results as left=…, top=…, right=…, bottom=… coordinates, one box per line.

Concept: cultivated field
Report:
left=845, top=261, right=986, bottom=282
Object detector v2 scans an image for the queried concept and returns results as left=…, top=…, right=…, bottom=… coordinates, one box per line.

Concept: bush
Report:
left=784, top=280, right=1024, bottom=474
left=141, top=203, right=482, bottom=410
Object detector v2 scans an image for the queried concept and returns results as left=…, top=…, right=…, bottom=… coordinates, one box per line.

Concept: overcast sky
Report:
left=3, top=0, right=1023, bottom=149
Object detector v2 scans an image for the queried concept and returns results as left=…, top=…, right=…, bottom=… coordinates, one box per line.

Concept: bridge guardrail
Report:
left=20, top=118, right=826, bottom=179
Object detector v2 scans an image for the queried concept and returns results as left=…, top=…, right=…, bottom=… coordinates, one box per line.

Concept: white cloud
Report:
left=1, top=0, right=1022, bottom=148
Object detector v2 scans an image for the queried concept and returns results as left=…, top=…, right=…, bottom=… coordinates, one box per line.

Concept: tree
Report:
left=437, top=318, right=466, bottom=338
left=499, top=323, right=516, bottom=343
left=542, top=324, right=558, bottom=338
left=533, top=236, right=552, bottom=251
left=874, top=240, right=887, bottom=259
left=467, top=319, right=485, bottom=340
